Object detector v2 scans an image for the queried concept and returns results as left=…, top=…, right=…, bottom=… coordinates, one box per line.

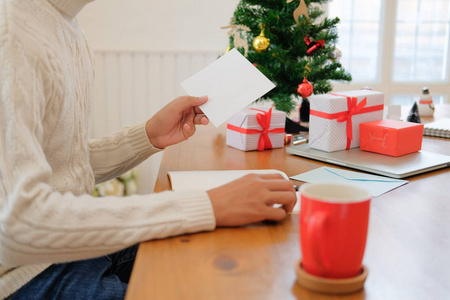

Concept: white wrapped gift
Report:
left=226, top=107, right=286, bottom=151
left=308, top=90, right=384, bottom=152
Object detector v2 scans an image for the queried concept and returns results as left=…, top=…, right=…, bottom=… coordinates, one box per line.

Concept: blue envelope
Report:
left=290, top=166, right=408, bottom=197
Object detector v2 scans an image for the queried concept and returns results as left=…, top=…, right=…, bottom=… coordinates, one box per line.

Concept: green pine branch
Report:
left=226, top=0, right=352, bottom=113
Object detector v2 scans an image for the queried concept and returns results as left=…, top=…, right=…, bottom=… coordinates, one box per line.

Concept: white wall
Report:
left=78, top=1, right=241, bottom=194
left=78, top=0, right=240, bottom=52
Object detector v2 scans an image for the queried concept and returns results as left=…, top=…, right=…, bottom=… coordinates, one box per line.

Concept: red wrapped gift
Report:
left=360, top=119, right=424, bottom=157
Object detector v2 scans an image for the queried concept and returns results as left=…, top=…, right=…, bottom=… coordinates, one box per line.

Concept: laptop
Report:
left=286, top=143, right=450, bottom=179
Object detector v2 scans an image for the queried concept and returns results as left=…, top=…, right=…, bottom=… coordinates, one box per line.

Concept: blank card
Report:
left=181, top=49, right=275, bottom=127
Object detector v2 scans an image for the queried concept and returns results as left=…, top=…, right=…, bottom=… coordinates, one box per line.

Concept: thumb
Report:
left=186, top=95, right=208, bottom=107
left=174, top=95, right=208, bottom=112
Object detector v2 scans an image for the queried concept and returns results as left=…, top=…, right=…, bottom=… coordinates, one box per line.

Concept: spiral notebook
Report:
left=423, top=118, right=450, bottom=138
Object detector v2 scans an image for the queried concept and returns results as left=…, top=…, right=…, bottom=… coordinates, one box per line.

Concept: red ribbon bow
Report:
left=304, top=36, right=325, bottom=54
left=310, top=93, right=384, bottom=149
left=227, top=107, right=285, bottom=151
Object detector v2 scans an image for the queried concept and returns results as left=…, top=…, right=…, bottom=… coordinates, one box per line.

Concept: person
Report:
left=0, top=0, right=297, bottom=299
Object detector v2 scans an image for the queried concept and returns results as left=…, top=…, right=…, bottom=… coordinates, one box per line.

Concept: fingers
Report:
left=173, top=95, right=208, bottom=114
left=261, top=194, right=297, bottom=222
left=183, top=122, right=197, bottom=140
left=197, top=95, right=208, bottom=105
left=244, top=173, right=296, bottom=192
left=193, top=106, right=205, bottom=114
left=265, top=178, right=296, bottom=193
left=183, top=115, right=208, bottom=140
left=264, top=191, right=297, bottom=213
left=262, top=206, right=288, bottom=222
left=250, top=173, right=288, bottom=181
left=193, top=114, right=209, bottom=125
left=178, top=95, right=208, bottom=125
left=248, top=174, right=297, bottom=213
left=208, top=173, right=297, bottom=227
left=192, top=96, right=208, bottom=125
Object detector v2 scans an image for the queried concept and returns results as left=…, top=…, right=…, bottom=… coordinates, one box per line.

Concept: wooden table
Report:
left=126, top=105, right=450, bottom=300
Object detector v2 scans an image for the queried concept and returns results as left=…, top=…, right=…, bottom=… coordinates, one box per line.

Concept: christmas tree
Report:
left=222, top=0, right=352, bottom=115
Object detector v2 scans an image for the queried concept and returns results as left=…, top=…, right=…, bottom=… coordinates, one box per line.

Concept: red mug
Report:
left=299, top=183, right=371, bottom=279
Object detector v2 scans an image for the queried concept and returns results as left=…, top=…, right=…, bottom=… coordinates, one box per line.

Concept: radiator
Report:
left=89, top=50, right=220, bottom=137
left=89, top=50, right=220, bottom=193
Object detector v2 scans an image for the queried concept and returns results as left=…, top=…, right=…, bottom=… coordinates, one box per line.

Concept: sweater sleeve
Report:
left=0, top=27, right=215, bottom=268
left=88, top=122, right=162, bottom=184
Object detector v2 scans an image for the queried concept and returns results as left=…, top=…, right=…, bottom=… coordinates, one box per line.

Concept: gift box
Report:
left=308, top=90, right=385, bottom=152
left=360, top=119, right=424, bottom=157
left=226, top=107, right=286, bottom=151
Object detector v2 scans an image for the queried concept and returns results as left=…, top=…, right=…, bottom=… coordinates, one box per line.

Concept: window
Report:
left=328, top=0, right=450, bottom=104
left=327, top=0, right=382, bottom=82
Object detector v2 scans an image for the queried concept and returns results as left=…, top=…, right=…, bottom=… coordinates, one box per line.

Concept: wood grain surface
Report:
left=126, top=105, right=450, bottom=300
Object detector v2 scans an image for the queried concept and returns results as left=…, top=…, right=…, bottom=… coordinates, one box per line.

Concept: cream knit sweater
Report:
left=0, top=0, right=215, bottom=298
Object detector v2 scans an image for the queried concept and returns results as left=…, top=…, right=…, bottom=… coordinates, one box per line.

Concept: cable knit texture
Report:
left=0, top=0, right=216, bottom=298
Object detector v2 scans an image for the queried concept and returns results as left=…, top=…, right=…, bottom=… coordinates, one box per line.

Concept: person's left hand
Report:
left=145, top=95, right=209, bottom=148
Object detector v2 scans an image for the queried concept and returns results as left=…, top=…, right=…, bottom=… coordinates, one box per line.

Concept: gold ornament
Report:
left=253, top=25, right=270, bottom=53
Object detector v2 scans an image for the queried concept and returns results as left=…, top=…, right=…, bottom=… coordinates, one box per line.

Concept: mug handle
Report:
left=306, top=211, right=331, bottom=274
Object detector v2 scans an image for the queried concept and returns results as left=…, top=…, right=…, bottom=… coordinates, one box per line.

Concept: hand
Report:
left=145, top=95, right=209, bottom=149
left=207, top=174, right=297, bottom=227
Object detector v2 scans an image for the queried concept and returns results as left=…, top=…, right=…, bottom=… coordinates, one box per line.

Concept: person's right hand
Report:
left=145, top=95, right=209, bottom=149
left=206, top=173, right=297, bottom=227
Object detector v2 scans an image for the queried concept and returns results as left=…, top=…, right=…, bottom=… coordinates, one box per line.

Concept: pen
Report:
left=293, top=135, right=307, bottom=145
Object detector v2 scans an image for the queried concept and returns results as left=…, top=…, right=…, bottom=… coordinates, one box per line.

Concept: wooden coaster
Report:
left=295, top=259, right=368, bottom=294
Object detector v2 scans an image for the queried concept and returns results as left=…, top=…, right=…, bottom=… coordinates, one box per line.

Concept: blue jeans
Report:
left=7, top=244, right=138, bottom=300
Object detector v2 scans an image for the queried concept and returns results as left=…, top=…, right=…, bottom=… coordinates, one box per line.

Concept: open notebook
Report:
left=168, top=169, right=288, bottom=191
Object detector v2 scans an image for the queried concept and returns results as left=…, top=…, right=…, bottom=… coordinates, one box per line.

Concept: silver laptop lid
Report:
left=286, top=144, right=450, bottom=178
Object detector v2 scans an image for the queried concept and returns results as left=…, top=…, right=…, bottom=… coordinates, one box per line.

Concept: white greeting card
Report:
left=181, top=49, right=276, bottom=127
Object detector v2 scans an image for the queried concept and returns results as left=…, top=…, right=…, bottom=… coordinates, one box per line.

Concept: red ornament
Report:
left=304, top=36, right=325, bottom=54
left=297, top=77, right=313, bottom=98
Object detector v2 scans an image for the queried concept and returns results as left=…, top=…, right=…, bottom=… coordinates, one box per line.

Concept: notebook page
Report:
left=168, top=169, right=288, bottom=191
